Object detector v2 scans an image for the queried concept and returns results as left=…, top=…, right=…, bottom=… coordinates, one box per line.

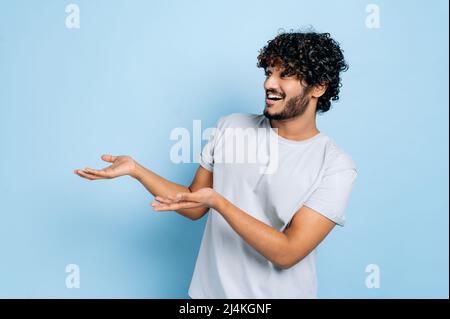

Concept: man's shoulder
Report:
left=322, top=138, right=358, bottom=173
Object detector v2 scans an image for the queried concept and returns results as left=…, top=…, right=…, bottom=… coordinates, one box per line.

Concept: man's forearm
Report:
left=215, top=197, right=292, bottom=268
left=132, top=162, right=208, bottom=220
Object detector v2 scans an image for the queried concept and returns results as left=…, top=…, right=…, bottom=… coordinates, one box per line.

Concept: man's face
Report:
left=263, top=65, right=312, bottom=120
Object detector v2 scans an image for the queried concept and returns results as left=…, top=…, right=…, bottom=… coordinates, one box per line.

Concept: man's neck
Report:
left=269, top=113, right=320, bottom=142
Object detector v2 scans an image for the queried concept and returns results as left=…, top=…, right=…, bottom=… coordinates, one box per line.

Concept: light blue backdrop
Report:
left=0, top=0, right=448, bottom=298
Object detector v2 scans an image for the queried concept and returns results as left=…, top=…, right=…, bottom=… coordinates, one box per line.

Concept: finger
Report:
left=150, top=201, right=163, bottom=207
left=76, top=169, right=103, bottom=180
left=159, top=194, right=181, bottom=203
left=75, top=169, right=104, bottom=180
left=153, top=201, right=200, bottom=211
left=169, top=193, right=195, bottom=202
left=101, top=154, right=117, bottom=163
left=83, top=167, right=109, bottom=177
left=154, top=196, right=175, bottom=204
left=175, top=192, right=196, bottom=202
left=166, top=194, right=180, bottom=202
left=150, top=200, right=184, bottom=208
left=154, top=203, right=199, bottom=211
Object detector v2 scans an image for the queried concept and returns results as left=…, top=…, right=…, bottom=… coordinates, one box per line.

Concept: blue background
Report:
left=0, top=0, right=448, bottom=298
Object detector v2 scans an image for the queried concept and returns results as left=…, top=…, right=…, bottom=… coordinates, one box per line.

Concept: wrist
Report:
left=213, top=193, right=230, bottom=214
left=130, top=160, right=143, bottom=180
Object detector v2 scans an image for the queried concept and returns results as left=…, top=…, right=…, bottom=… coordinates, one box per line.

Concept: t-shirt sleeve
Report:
left=303, top=153, right=358, bottom=226
left=199, top=116, right=226, bottom=172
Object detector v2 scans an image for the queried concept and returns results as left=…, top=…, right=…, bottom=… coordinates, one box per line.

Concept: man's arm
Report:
left=133, top=163, right=212, bottom=220
left=74, top=154, right=212, bottom=221
left=215, top=199, right=336, bottom=269
left=152, top=189, right=336, bottom=269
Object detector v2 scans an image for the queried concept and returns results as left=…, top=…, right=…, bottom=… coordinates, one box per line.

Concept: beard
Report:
left=263, top=91, right=311, bottom=121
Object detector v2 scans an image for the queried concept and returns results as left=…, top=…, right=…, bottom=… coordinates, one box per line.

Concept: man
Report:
left=74, top=31, right=357, bottom=298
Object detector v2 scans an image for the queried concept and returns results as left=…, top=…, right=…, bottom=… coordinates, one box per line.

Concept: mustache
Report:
left=265, top=89, right=285, bottom=98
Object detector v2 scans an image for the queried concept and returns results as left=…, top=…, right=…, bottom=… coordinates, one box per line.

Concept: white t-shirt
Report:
left=188, top=113, right=358, bottom=299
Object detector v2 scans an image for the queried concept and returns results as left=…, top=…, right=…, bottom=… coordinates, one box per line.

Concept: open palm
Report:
left=74, top=154, right=136, bottom=180
left=151, top=187, right=219, bottom=211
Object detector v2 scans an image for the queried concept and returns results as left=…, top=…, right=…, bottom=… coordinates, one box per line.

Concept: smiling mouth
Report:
left=266, top=92, right=284, bottom=106
left=266, top=93, right=284, bottom=101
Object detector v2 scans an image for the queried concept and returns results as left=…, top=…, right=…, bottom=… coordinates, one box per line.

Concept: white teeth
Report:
left=268, top=94, right=282, bottom=99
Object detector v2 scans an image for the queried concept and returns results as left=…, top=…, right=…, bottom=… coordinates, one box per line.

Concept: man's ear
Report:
left=312, top=83, right=327, bottom=98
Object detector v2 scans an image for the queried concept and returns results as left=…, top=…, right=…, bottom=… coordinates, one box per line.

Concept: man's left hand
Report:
left=151, top=187, right=222, bottom=212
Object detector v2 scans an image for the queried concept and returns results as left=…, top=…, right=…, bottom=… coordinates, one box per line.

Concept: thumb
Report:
left=101, top=154, right=117, bottom=163
left=176, top=192, right=196, bottom=202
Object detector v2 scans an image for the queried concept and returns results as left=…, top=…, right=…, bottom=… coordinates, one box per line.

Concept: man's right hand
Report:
left=74, top=154, right=137, bottom=180
left=74, top=153, right=213, bottom=220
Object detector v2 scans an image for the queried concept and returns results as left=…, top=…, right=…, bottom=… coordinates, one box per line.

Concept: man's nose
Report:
left=264, top=75, right=280, bottom=92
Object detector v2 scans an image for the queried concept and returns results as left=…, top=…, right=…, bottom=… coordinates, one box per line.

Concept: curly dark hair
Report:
left=257, top=31, right=349, bottom=114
